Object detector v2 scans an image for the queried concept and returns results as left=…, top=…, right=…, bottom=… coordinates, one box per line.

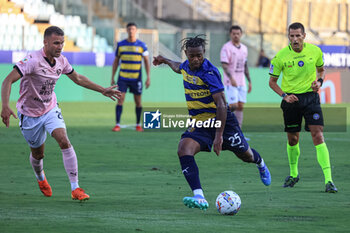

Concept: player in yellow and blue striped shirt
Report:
left=153, top=35, right=271, bottom=211
left=111, top=22, right=150, bottom=132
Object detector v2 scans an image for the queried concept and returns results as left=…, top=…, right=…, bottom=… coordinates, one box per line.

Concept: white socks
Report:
left=71, top=182, right=79, bottom=191
left=257, top=158, right=265, bottom=168
left=193, top=189, right=204, bottom=197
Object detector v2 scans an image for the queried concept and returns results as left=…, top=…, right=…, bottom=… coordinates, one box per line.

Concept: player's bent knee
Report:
left=229, top=104, right=237, bottom=112
left=177, top=145, right=195, bottom=157
left=118, top=96, right=126, bottom=105
left=117, top=99, right=124, bottom=105
left=177, top=138, right=200, bottom=156
left=312, top=134, right=324, bottom=145
left=309, top=125, right=324, bottom=145
left=288, top=138, right=298, bottom=146
left=177, top=148, right=188, bottom=157
left=32, top=153, right=44, bottom=160
left=57, top=138, right=71, bottom=149
left=311, top=130, right=322, bottom=138
left=287, top=133, right=299, bottom=146
left=235, top=151, right=254, bottom=163
left=31, top=144, right=45, bottom=159
left=60, top=141, right=71, bottom=149
left=241, top=155, right=254, bottom=163
left=236, top=106, right=243, bottom=111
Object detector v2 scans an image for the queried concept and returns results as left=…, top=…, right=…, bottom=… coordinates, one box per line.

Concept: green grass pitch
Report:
left=0, top=102, right=349, bottom=233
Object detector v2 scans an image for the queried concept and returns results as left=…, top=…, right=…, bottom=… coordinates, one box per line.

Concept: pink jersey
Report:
left=15, top=49, right=73, bottom=117
left=220, top=41, right=248, bottom=87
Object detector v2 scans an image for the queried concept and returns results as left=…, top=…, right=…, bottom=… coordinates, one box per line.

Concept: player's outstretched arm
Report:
left=1, top=69, right=20, bottom=127
left=67, top=70, right=121, bottom=101
left=212, top=91, right=227, bottom=156
left=153, top=55, right=181, bottom=74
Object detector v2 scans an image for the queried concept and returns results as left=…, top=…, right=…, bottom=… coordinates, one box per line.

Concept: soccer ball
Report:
left=216, top=190, right=241, bottom=215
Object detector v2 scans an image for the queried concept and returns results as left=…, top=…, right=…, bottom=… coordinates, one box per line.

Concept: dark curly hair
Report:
left=181, top=34, right=207, bottom=51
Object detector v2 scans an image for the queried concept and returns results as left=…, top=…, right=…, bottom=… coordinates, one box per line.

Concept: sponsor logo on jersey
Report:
left=19, top=58, right=28, bottom=64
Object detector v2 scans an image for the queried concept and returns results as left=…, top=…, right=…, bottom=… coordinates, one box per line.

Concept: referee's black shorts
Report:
left=280, top=92, right=324, bottom=132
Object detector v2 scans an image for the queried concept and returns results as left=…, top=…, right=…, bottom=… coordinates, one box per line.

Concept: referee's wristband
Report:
left=281, top=93, right=287, bottom=98
left=317, top=78, right=324, bottom=86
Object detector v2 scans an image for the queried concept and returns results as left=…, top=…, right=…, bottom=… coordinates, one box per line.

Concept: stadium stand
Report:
left=2, top=0, right=350, bottom=63
left=178, top=0, right=350, bottom=58
left=0, top=0, right=113, bottom=52
left=196, top=0, right=349, bottom=34
left=47, top=0, right=116, bottom=52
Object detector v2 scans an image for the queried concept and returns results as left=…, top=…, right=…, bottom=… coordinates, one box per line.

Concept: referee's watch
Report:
left=317, top=78, right=324, bottom=86
left=281, top=93, right=287, bottom=98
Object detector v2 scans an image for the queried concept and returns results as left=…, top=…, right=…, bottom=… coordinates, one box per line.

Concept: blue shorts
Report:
left=117, top=79, right=142, bottom=95
left=181, top=110, right=249, bottom=153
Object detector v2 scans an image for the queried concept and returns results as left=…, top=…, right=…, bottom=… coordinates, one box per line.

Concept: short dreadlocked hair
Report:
left=181, top=34, right=207, bottom=51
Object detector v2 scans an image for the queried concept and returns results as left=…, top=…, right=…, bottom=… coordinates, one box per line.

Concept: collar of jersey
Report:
left=288, top=43, right=306, bottom=53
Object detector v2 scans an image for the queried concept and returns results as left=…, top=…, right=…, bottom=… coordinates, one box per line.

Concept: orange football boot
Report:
left=112, top=125, right=120, bottom=132
left=38, top=176, right=52, bottom=197
left=71, top=188, right=90, bottom=201
left=136, top=125, right=143, bottom=132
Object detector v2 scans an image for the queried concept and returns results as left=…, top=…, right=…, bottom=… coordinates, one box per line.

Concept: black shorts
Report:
left=117, top=79, right=142, bottom=95
left=281, top=92, right=324, bottom=132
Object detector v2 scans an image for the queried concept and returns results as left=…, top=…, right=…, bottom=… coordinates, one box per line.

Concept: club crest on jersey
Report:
left=298, top=61, right=304, bottom=67
left=19, top=58, right=28, bottom=64
left=56, top=69, right=62, bottom=75
left=184, top=74, right=200, bottom=85
left=193, top=77, right=197, bottom=84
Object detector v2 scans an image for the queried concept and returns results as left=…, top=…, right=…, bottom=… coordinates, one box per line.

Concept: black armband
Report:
left=317, top=78, right=324, bottom=86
